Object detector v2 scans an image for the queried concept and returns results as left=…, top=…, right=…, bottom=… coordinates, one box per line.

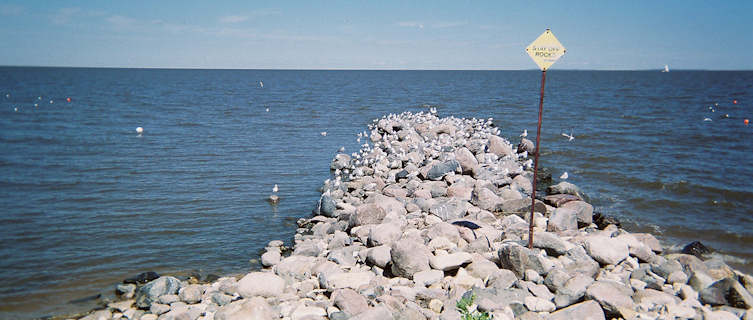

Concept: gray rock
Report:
left=562, top=246, right=600, bottom=278
left=528, top=231, right=568, bottom=256
left=496, top=198, right=546, bottom=216
left=274, top=255, right=318, bottom=282
left=544, top=269, right=571, bottom=293
left=426, top=222, right=461, bottom=243
left=391, top=238, right=431, bottom=279
left=331, top=153, right=351, bottom=170
left=585, top=280, right=635, bottom=317
left=292, top=239, right=326, bottom=256
left=488, top=135, right=514, bottom=158
left=350, top=305, right=393, bottom=320
left=700, top=278, right=753, bottom=308
left=429, top=252, right=472, bottom=271
left=149, top=303, right=170, bottom=315
left=547, top=207, right=577, bottom=232
left=349, top=203, right=387, bottom=228
left=178, top=284, right=202, bottom=304
left=210, top=292, right=233, bottom=306
left=584, top=235, right=629, bottom=265
left=237, top=272, right=285, bottom=298
left=319, top=193, right=337, bottom=217
left=554, top=275, right=594, bottom=308
left=135, top=276, right=182, bottom=309
left=116, top=283, right=136, bottom=299
left=320, top=271, right=374, bottom=292
left=454, top=147, right=478, bottom=175
left=214, top=297, right=274, bottom=320
left=332, top=288, right=369, bottom=316
left=487, top=269, right=519, bottom=291
left=429, top=198, right=468, bottom=221
left=427, top=160, right=460, bottom=180
left=261, top=250, right=281, bottom=267
left=547, top=300, right=605, bottom=320
left=447, top=184, right=473, bottom=201
left=518, top=138, right=535, bottom=155
left=368, top=222, right=401, bottom=247
left=546, top=181, right=583, bottom=198
left=524, top=296, right=555, bottom=312
left=651, top=259, right=683, bottom=279
left=471, top=187, right=501, bottom=212
left=466, top=256, right=501, bottom=281
left=498, top=243, right=553, bottom=277
left=543, top=194, right=581, bottom=207
left=366, top=245, right=392, bottom=268
left=413, top=269, right=444, bottom=287
left=80, top=309, right=112, bottom=320
left=632, top=233, right=663, bottom=253
left=560, top=201, right=593, bottom=226
left=291, top=306, right=327, bottom=320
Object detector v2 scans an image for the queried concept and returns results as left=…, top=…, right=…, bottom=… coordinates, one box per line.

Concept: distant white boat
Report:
left=662, top=65, right=669, bottom=72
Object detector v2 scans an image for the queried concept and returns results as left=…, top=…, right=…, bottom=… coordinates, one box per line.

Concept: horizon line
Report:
left=1, top=65, right=751, bottom=72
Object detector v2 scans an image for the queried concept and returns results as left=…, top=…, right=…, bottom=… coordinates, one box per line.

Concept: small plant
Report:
left=456, top=292, right=492, bottom=320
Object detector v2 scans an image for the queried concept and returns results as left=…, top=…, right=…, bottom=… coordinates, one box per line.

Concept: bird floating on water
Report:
left=338, top=146, right=345, bottom=153
left=560, top=172, right=569, bottom=180
left=561, top=131, right=575, bottom=141
left=136, top=127, right=144, bottom=134
left=272, top=184, right=279, bottom=193
left=265, top=107, right=270, bottom=112
left=259, top=81, right=264, bottom=88
left=320, top=131, right=327, bottom=136
left=520, top=129, right=528, bottom=138
left=703, top=118, right=712, bottom=122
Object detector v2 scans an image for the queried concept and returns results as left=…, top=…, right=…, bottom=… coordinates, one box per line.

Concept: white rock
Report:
left=524, top=296, right=556, bottom=312
left=429, top=252, right=472, bottom=271
left=584, top=236, right=629, bottom=265
left=237, top=272, right=285, bottom=298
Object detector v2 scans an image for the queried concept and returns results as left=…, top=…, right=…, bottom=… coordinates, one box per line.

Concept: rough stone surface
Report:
left=237, top=272, right=285, bottom=298
left=584, top=236, right=629, bottom=265
left=390, top=239, right=431, bottom=279
left=548, top=300, right=605, bottom=320
left=135, top=276, right=182, bottom=309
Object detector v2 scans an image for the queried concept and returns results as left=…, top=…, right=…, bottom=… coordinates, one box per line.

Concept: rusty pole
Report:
left=528, top=70, right=546, bottom=249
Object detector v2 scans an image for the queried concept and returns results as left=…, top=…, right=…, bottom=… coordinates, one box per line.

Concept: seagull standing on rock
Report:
left=520, top=129, right=528, bottom=137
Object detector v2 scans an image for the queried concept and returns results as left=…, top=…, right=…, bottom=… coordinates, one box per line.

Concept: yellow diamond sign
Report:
left=525, top=29, right=566, bottom=71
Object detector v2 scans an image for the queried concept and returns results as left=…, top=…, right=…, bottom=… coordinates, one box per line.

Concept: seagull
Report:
left=703, top=118, right=712, bottom=122
left=265, top=107, right=270, bottom=112
left=136, top=127, right=144, bottom=134
left=338, top=146, right=345, bottom=153
left=14, top=107, right=18, bottom=112
left=320, top=131, right=327, bottom=136
left=561, top=131, right=575, bottom=141
left=259, top=81, right=264, bottom=88
left=272, top=184, right=278, bottom=193
left=429, top=107, right=437, bottom=115
left=560, top=172, right=569, bottom=180
left=520, top=129, right=528, bottom=137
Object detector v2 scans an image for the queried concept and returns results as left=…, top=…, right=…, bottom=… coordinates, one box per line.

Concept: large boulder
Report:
left=498, top=243, right=553, bottom=277
left=332, top=288, right=370, bottom=316
left=429, top=198, right=468, bottom=221
left=135, top=276, right=182, bottom=309
left=320, top=271, right=374, bottom=292
left=584, top=236, right=629, bottom=265
left=429, top=252, right=472, bottom=271
left=237, top=272, right=285, bottom=298
left=700, top=278, right=753, bottom=308
left=488, top=135, right=514, bottom=158
left=427, top=160, right=460, bottom=180
left=547, top=208, right=577, bottom=232
left=560, top=201, right=593, bottom=226
left=585, top=280, right=635, bottom=318
left=454, top=147, right=478, bottom=174
left=368, top=222, right=402, bottom=247
left=349, top=203, right=387, bottom=228
left=471, top=187, right=501, bottom=212
left=391, top=238, right=431, bottom=279
left=546, top=181, right=583, bottom=198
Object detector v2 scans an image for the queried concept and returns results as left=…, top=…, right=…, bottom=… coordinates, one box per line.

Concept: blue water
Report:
left=1, top=68, right=752, bottom=318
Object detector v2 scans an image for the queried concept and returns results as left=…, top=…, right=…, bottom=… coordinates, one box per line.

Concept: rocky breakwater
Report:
left=76, top=112, right=753, bottom=320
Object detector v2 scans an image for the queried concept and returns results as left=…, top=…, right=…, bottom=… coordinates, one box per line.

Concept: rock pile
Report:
left=76, top=112, right=753, bottom=320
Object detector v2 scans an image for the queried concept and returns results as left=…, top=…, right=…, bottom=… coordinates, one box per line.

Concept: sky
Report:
left=1, top=1, right=751, bottom=70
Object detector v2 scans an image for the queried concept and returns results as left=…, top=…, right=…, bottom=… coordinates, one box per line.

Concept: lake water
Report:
left=1, top=68, right=751, bottom=318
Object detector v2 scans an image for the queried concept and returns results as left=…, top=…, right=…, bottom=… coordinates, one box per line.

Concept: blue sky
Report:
left=1, top=1, right=751, bottom=70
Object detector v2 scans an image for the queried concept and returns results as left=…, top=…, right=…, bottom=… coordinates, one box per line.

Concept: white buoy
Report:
left=136, top=127, right=144, bottom=134
left=560, top=172, right=569, bottom=180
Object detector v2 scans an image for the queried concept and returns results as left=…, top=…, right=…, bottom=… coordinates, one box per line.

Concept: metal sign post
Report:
left=525, top=29, right=566, bottom=249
